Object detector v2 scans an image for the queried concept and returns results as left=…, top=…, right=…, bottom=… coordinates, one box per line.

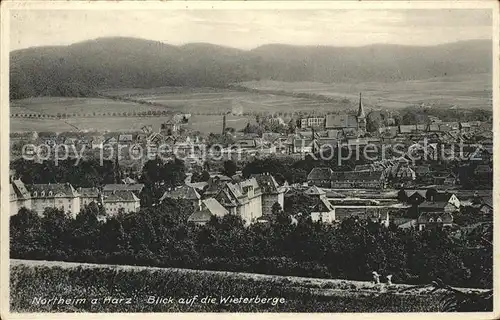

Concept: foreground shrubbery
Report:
left=10, top=261, right=444, bottom=312
left=10, top=200, right=492, bottom=290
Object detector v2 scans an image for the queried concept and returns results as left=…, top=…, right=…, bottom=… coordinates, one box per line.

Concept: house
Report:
left=103, top=190, right=140, bottom=216
left=235, top=139, right=257, bottom=149
left=330, top=171, right=384, bottom=189
left=159, top=185, right=202, bottom=211
left=303, top=185, right=327, bottom=199
left=215, top=178, right=263, bottom=225
left=311, top=197, right=336, bottom=224
left=418, top=201, right=458, bottom=215
left=161, top=119, right=179, bottom=135
left=293, top=138, right=319, bottom=153
left=78, top=187, right=101, bottom=207
left=417, top=212, right=453, bottom=231
left=26, top=183, right=81, bottom=218
left=91, top=136, right=105, bottom=149
left=433, top=173, right=457, bottom=186
left=471, top=202, right=493, bottom=215
left=307, top=167, right=334, bottom=188
left=10, top=179, right=32, bottom=216
left=251, top=173, right=285, bottom=216
left=118, top=134, right=134, bottom=144
left=459, top=122, right=471, bottom=132
left=203, top=175, right=233, bottom=198
left=187, top=198, right=228, bottom=226
left=300, top=116, right=325, bottom=128
left=404, top=190, right=427, bottom=206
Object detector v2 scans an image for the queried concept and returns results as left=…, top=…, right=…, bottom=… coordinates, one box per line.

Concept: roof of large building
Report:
left=417, top=212, right=453, bottom=223
left=26, top=183, right=79, bottom=198
left=201, top=198, right=229, bottom=217
left=78, top=187, right=100, bottom=198
left=103, top=190, right=140, bottom=203
left=331, top=171, right=383, bottom=181
left=11, top=179, right=30, bottom=199
left=102, top=184, right=145, bottom=193
left=251, top=173, right=281, bottom=194
left=160, top=185, right=201, bottom=201
left=325, top=114, right=358, bottom=129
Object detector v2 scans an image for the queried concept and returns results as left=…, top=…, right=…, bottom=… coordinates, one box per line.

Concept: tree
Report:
left=222, top=160, right=238, bottom=177
left=366, top=111, right=383, bottom=133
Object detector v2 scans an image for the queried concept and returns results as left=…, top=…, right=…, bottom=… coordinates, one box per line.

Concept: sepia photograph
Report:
left=1, top=1, right=497, bottom=316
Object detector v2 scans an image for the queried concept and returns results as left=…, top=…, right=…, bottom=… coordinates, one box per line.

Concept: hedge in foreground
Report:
left=10, top=262, right=443, bottom=312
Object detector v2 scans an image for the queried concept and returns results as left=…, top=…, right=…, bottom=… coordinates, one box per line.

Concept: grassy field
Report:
left=10, top=259, right=448, bottom=313
left=238, top=73, right=492, bottom=110
left=10, top=97, right=171, bottom=116
left=9, top=74, right=491, bottom=133
left=10, top=114, right=252, bottom=133
left=102, top=86, right=334, bottom=114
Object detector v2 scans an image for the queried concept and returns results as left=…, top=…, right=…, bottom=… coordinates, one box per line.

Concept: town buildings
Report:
left=9, top=180, right=142, bottom=218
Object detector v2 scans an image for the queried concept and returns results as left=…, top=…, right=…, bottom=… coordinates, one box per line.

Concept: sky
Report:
left=10, top=9, right=493, bottom=51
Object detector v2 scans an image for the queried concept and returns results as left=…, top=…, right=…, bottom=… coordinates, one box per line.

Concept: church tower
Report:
left=357, top=93, right=367, bottom=135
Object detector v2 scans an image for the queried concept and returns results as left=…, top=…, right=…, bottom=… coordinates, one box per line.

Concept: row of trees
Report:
left=10, top=199, right=492, bottom=289
left=11, top=110, right=175, bottom=118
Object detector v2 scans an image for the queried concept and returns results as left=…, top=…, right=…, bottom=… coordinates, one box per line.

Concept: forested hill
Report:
left=10, top=37, right=491, bottom=99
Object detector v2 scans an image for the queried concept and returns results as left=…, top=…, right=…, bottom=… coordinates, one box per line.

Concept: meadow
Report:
left=10, top=259, right=446, bottom=313
left=10, top=97, right=170, bottom=116
left=9, top=74, right=491, bottom=133
left=10, top=114, right=252, bottom=133
left=238, top=73, right=492, bottom=110
left=102, top=86, right=334, bottom=114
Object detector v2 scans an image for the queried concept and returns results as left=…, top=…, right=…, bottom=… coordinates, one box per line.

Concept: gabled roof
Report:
left=78, top=187, right=100, bottom=198
left=103, top=184, right=144, bottom=193
left=118, top=134, right=133, bottom=142
left=312, top=197, right=334, bottom=212
left=187, top=210, right=213, bottom=224
left=325, top=114, right=358, bottom=129
left=160, top=185, right=201, bottom=201
left=27, top=183, right=79, bottom=198
left=201, top=198, right=228, bottom=217
left=307, top=167, right=333, bottom=181
left=251, top=173, right=281, bottom=194
left=405, top=190, right=427, bottom=198
left=11, top=179, right=30, bottom=199
left=331, top=171, right=383, bottom=181
left=304, top=185, right=326, bottom=196
left=417, top=212, right=453, bottom=223
left=104, top=190, right=140, bottom=202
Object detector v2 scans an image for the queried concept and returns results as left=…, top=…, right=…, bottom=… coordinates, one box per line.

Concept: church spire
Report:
left=357, top=92, right=365, bottom=118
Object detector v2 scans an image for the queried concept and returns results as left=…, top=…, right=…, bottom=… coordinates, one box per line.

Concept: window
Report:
left=48, top=191, right=53, bottom=196
left=428, top=218, right=434, bottom=223
left=41, top=191, right=45, bottom=197
left=437, top=218, right=442, bottom=223
left=33, top=191, right=37, bottom=197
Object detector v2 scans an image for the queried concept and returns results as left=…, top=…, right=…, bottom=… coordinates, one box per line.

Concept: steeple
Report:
left=356, top=92, right=367, bottom=136
left=357, top=92, right=365, bottom=118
